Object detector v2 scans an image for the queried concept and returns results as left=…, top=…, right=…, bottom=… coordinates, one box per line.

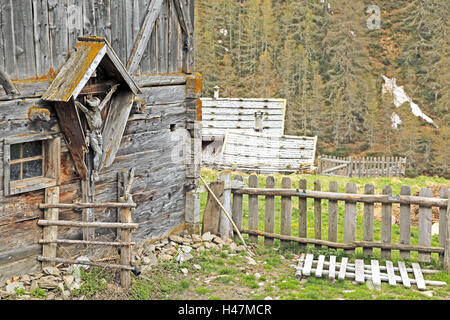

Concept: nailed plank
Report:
left=42, top=187, right=60, bottom=268
left=295, top=253, right=306, bottom=281
left=315, top=255, right=325, bottom=278
left=329, top=256, right=336, bottom=280
left=412, top=263, right=426, bottom=291
left=67, top=0, right=83, bottom=49
left=48, top=0, right=69, bottom=72
left=398, top=261, right=411, bottom=289
left=264, top=176, right=275, bottom=246
left=344, top=183, right=357, bottom=254
left=248, top=175, right=259, bottom=244
left=381, top=186, right=393, bottom=259
left=232, top=175, right=244, bottom=242
left=83, top=0, right=97, bottom=35
left=354, top=259, right=365, bottom=284
left=298, top=179, right=307, bottom=249
left=280, top=177, right=292, bottom=247
left=439, top=188, right=448, bottom=262
left=418, top=188, right=433, bottom=263
left=13, top=0, right=36, bottom=79
left=32, top=0, right=51, bottom=77
left=314, top=180, right=322, bottom=245
left=303, top=254, right=314, bottom=277
left=1, top=0, right=16, bottom=78
left=157, top=0, right=169, bottom=73
left=202, top=181, right=224, bottom=235
left=400, top=186, right=411, bottom=259
left=127, top=0, right=164, bottom=75
left=95, top=0, right=112, bottom=42
left=338, top=257, right=348, bottom=280
left=371, top=260, right=381, bottom=289
left=363, top=184, right=375, bottom=256
left=386, top=261, right=397, bottom=286
left=328, top=181, right=338, bottom=243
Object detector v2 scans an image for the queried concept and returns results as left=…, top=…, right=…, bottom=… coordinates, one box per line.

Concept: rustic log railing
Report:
left=38, top=170, right=139, bottom=288
left=206, top=173, right=450, bottom=272
left=317, top=156, right=407, bottom=178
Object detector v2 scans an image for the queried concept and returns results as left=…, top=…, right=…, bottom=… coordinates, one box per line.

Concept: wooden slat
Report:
left=298, top=179, right=307, bottom=249
left=314, top=180, right=322, bottom=245
left=439, top=188, right=448, bottom=262
left=281, top=177, right=292, bottom=247
left=232, top=175, right=244, bottom=242
left=38, top=220, right=139, bottom=229
left=371, top=260, right=381, bottom=289
left=386, top=261, right=397, bottom=286
left=48, top=0, right=69, bottom=72
left=32, top=0, right=51, bottom=77
left=315, top=255, right=325, bottom=278
left=400, top=186, right=411, bottom=259
left=37, top=256, right=134, bottom=271
left=418, top=188, right=433, bottom=263
left=303, top=254, right=314, bottom=276
left=264, top=176, right=275, bottom=246
left=338, top=257, right=348, bottom=280
left=329, top=256, right=336, bottom=280
left=445, top=191, right=450, bottom=273
left=295, top=253, right=306, bottom=280
left=398, top=261, right=411, bottom=289
left=363, top=184, right=375, bottom=256
left=328, top=181, right=339, bottom=243
left=248, top=175, right=259, bottom=244
left=381, top=186, right=393, bottom=259
left=412, top=263, right=426, bottom=291
left=354, top=259, right=365, bottom=284
left=344, top=183, right=357, bottom=254
left=157, top=0, right=169, bottom=73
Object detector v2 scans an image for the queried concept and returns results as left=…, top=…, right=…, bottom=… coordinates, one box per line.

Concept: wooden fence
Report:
left=317, top=156, right=407, bottom=178
left=205, top=172, right=450, bottom=271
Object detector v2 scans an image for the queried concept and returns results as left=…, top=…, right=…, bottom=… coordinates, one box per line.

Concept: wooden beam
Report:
left=39, top=203, right=137, bottom=209
left=126, top=0, right=164, bottom=75
left=39, top=239, right=136, bottom=247
left=41, top=187, right=60, bottom=268
left=172, top=0, right=194, bottom=73
left=38, top=220, right=139, bottom=229
left=37, top=256, right=134, bottom=271
left=0, top=67, right=19, bottom=95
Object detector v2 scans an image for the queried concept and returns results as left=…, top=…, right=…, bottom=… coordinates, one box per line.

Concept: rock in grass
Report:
left=6, top=282, right=25, bottom=294
left=202, top=232, right=214, bottom=242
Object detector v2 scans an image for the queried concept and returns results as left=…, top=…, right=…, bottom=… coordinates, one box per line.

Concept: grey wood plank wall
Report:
left=0, top=0, right=191, bottom=80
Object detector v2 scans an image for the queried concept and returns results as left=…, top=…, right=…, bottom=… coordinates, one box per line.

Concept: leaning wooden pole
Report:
left=200, top=176, right=254, bottom=257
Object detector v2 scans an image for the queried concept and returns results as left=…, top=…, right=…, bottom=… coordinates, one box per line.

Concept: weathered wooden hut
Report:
left=0, top=0, right=202, bottom=284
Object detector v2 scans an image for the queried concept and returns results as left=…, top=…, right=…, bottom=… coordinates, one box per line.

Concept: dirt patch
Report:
left=374, top=184, right=450, bottom=226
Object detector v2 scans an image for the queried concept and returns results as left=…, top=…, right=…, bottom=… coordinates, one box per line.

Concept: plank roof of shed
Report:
left=201, top=97, right=287, bottom=138
left=218, top=130, right=317, bottom=172
left=42, top=37, right=140, bottom=102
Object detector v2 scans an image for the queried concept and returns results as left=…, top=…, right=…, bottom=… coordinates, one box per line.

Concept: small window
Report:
left=10, top=141, right=44, bottom=181
left=4, top=136, right=60, bottom=196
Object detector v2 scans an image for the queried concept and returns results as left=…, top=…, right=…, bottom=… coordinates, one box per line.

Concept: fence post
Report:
left=445, top=191, right=450, bottom=273
left=298, top=179, right=308, bottom=249
left=314, top=180, right=322, bottom=247
left=248, top=175, right=259, bottom=244
left=418, top=188, right=433, bottom=263
left=344, top=183, right=357, bottom=254
left=381, top=186, right=393, bottom=259
left=281, top=177, right=292, bottom=247
left=232, top=175, right=244, bottom=242
left=264, top=176, right=276, bottom=246
left=219, top=171, right=233, bottom=239
left=328, top=181, right=339, bottom=243
left=440, top=188, right=449, bottom=262
left=400, top=186, right=411, bottom=259
left=363, top=184, right=374, bottom=256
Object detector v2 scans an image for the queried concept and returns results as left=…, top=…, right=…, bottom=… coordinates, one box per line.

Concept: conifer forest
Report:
left=194, top=0, right=449, bottom=178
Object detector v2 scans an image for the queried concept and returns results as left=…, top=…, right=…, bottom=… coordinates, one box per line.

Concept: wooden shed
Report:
left=0, top=0, right=201, bottom=285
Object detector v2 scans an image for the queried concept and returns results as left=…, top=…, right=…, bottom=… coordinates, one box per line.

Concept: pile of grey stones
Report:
left=134, top=232, right=247, bottom=274
left=0, top=232, right=245, bottom=300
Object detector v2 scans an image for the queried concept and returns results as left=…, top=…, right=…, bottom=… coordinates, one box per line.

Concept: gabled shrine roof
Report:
left=42, top=36, right=140, bottom=102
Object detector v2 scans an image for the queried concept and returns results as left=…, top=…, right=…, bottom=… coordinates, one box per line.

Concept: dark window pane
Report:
left=10, top=144, right=21, bottom=161
left=23, top=160, right=43, bottom=179
left=10, top=163, right=21, bottom=181
left=23, top=141, right=42, bottom=158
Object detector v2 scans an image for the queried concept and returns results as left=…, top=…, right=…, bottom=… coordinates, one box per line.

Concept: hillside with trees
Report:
left=194, top=0, right=449, bottom=178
